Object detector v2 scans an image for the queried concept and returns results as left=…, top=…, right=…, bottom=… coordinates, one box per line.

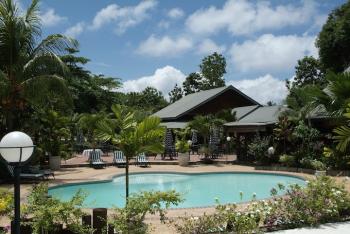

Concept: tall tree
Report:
left=286, top=56, right=325, bottom=90
left=0, top=0, right=77, bottom=130
left=168, top=84, right=183, bottom=103
left=316, top=1, right=350, bottom=72
left=182, top=72, right=202, bottom=95
left=200, top=52, right=226, bottom=90
left=61, top=49, right=121, bottom=113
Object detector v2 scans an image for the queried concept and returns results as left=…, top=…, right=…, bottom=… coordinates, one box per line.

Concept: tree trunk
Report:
left=125, top=156, right=129, bottom=201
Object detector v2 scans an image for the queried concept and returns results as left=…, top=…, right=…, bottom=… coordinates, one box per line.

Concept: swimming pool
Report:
left=48, top=172, right=306, bottom=208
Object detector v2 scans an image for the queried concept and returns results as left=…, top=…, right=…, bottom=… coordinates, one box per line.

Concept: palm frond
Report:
left=24, top=0, right=40, bottom=37
left=23, top=51, right=68, bottom=77
left=33, top=34, right=78, bottom=56
left=22, top=74, right=73, bottom=111
left=334, top=126, right=350, bottom=152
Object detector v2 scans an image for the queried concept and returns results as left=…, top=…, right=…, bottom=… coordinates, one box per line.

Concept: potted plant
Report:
left=40, top=110, right=71, bottom=170
left=176, top=140, right=190, bottom=166
left=311, top=159, right=327, bottom=177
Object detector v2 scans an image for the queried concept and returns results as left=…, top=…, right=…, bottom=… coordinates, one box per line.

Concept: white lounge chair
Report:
left=136, top=153, right=149, bottom=167
left=113, top=151, right=126, bottom=168
left=89, top=150, right=106, bottom=169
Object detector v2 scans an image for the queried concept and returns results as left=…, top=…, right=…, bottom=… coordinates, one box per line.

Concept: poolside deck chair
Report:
left=113, top=151, right=126, bottom=168
left=89, top=150, right=106, bottom=169
left=136, top=153, right=149, bottom=167
left=7, top=165, right=45, bottom=181
left=26, top=166, right=55, bottom=179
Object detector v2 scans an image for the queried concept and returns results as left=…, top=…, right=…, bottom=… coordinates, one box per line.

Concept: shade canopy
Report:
left=0, top=131, right=34, bottom=163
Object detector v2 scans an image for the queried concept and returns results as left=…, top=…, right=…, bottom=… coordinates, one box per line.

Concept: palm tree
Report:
left=77, top=112, right=109, bottom=148
left=273, top=116, right=293, bottom=154
left=187, top=115, right=225, bottom=145
left=97, top=104, right=164, bottom=200
left=0, top=0, right=77, bottom=130
left=333, top=103, right=350, bottom=153
left=313, top=72, right=350, bottom=117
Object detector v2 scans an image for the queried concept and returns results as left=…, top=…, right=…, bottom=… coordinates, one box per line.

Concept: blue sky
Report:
left=21, top=0, right=346, bottom=104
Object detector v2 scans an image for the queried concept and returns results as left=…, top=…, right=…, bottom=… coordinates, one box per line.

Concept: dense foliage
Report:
left=174, top=176, right=350, bottom=234
left=316, top=0, right=350, bottom=72
left=109, top=190, right=183, bottom=234
left=23, top=183, right=91, bottom=234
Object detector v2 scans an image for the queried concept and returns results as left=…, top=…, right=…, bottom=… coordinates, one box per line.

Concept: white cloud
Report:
left=197, top=39, right=226, bottom=55
left=158, top=20, right=170, bottom=29
left=229, top=74, right=288, bottom=104
left=167, top=8, right=184, bottom=19
left=186, top=0, right=316, bottom=36
left=40, top=9, right=67, bottom=27
left=64, top=22, right=85, bottom=38
left=137, top=35, right=193, bottom=57
left=121, top=66, right=186, bottom=98
left=90, top=0, right=157, bottom=34
left=230, top=34, right=317, bottom=73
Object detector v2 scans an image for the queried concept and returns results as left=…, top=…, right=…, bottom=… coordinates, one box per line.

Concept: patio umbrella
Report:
left=191, top=130, right=198, bottom=145
left=209, top=127, right=220, bottom=146
left=164, top=128, right=175, bottom=151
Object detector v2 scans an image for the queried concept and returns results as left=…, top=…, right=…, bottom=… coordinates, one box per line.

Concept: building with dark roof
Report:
left=153, top=85, right=260, bottom=128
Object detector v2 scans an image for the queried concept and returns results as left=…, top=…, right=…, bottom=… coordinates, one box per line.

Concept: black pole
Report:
left=13, top=164, right=21, bottom=234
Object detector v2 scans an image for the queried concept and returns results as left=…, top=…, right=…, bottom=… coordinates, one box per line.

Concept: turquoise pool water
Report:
left=48, top=172, right=305, bottom=208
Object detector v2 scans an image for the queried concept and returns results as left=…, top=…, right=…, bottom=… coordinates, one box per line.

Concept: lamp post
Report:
left=0, top=131, right=34, bottom=234
left=226, top=136, right=231, bottom=163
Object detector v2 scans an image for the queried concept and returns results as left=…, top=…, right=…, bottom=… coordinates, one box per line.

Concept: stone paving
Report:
left=272, top=221, right=350, bottom=234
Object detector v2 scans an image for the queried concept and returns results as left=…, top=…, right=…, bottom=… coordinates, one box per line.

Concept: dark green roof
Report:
left=226, top=105, right=287, bottom=127
left=153, top=86, right=259, bottom=120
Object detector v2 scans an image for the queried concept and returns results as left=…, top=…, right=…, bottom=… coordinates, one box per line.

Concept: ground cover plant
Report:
left=174, top=176, right=350, bottom=234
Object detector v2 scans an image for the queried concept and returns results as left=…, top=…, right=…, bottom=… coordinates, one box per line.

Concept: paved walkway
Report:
left=273, top=222, right=350, bottom=234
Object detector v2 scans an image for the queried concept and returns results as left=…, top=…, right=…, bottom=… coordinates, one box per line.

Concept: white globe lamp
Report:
left=0, top=131, right=34, bottom=163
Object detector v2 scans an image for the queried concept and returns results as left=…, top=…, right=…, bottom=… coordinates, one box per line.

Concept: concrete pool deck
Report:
left=1, top=164, right=350, bottom=233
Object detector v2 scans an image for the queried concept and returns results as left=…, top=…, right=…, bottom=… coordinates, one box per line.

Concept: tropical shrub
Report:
left=24, top=183, right=91, bottom=234
left=263, top=176, right=350, bottom=228
left=292, top=121, right=321, bottom=162
left=333, top=103, right=350, bottom=153
left=174, top=176, right=350, bottom=233
left=0, top=190, right=12, bottom=217
left=279, top=154, right=296, bottom=167
left=322, top=147, right=350, bottom=169
left=176, top=140, right=190, bottom=153
left=247, top=135, right=271, bottom=163
left=109, top=190, right=182, bottom=234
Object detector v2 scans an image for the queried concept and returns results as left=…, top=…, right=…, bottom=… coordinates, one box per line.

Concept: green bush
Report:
left=24, top=183, right=91, bottom=234
left=247, top=135, right=271, bottom=163
left=263, top=176, right=350, bottom=228
left=109, top=190, right=183, bottom=234
left=279, top=154, right=296, bottom=167
left=310, top=159, right=327, bottom=170
left=174, top=176, right=350, bottom=233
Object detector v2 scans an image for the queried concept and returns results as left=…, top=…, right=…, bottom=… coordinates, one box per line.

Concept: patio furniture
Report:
left=163, top=129, right=177, bottom=160
left=82, top=149, right=103, bottom=158
left=136, top=153, right=149, bottom=167
left=190, top=130, right=200, bottom=155
left=7, top=165, right=45, bottom=181
left=89, top=150, right=106, bottom=169
left=113, top=151, right=126, bottom=168
left=23, top=166, right=55, bottom=179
